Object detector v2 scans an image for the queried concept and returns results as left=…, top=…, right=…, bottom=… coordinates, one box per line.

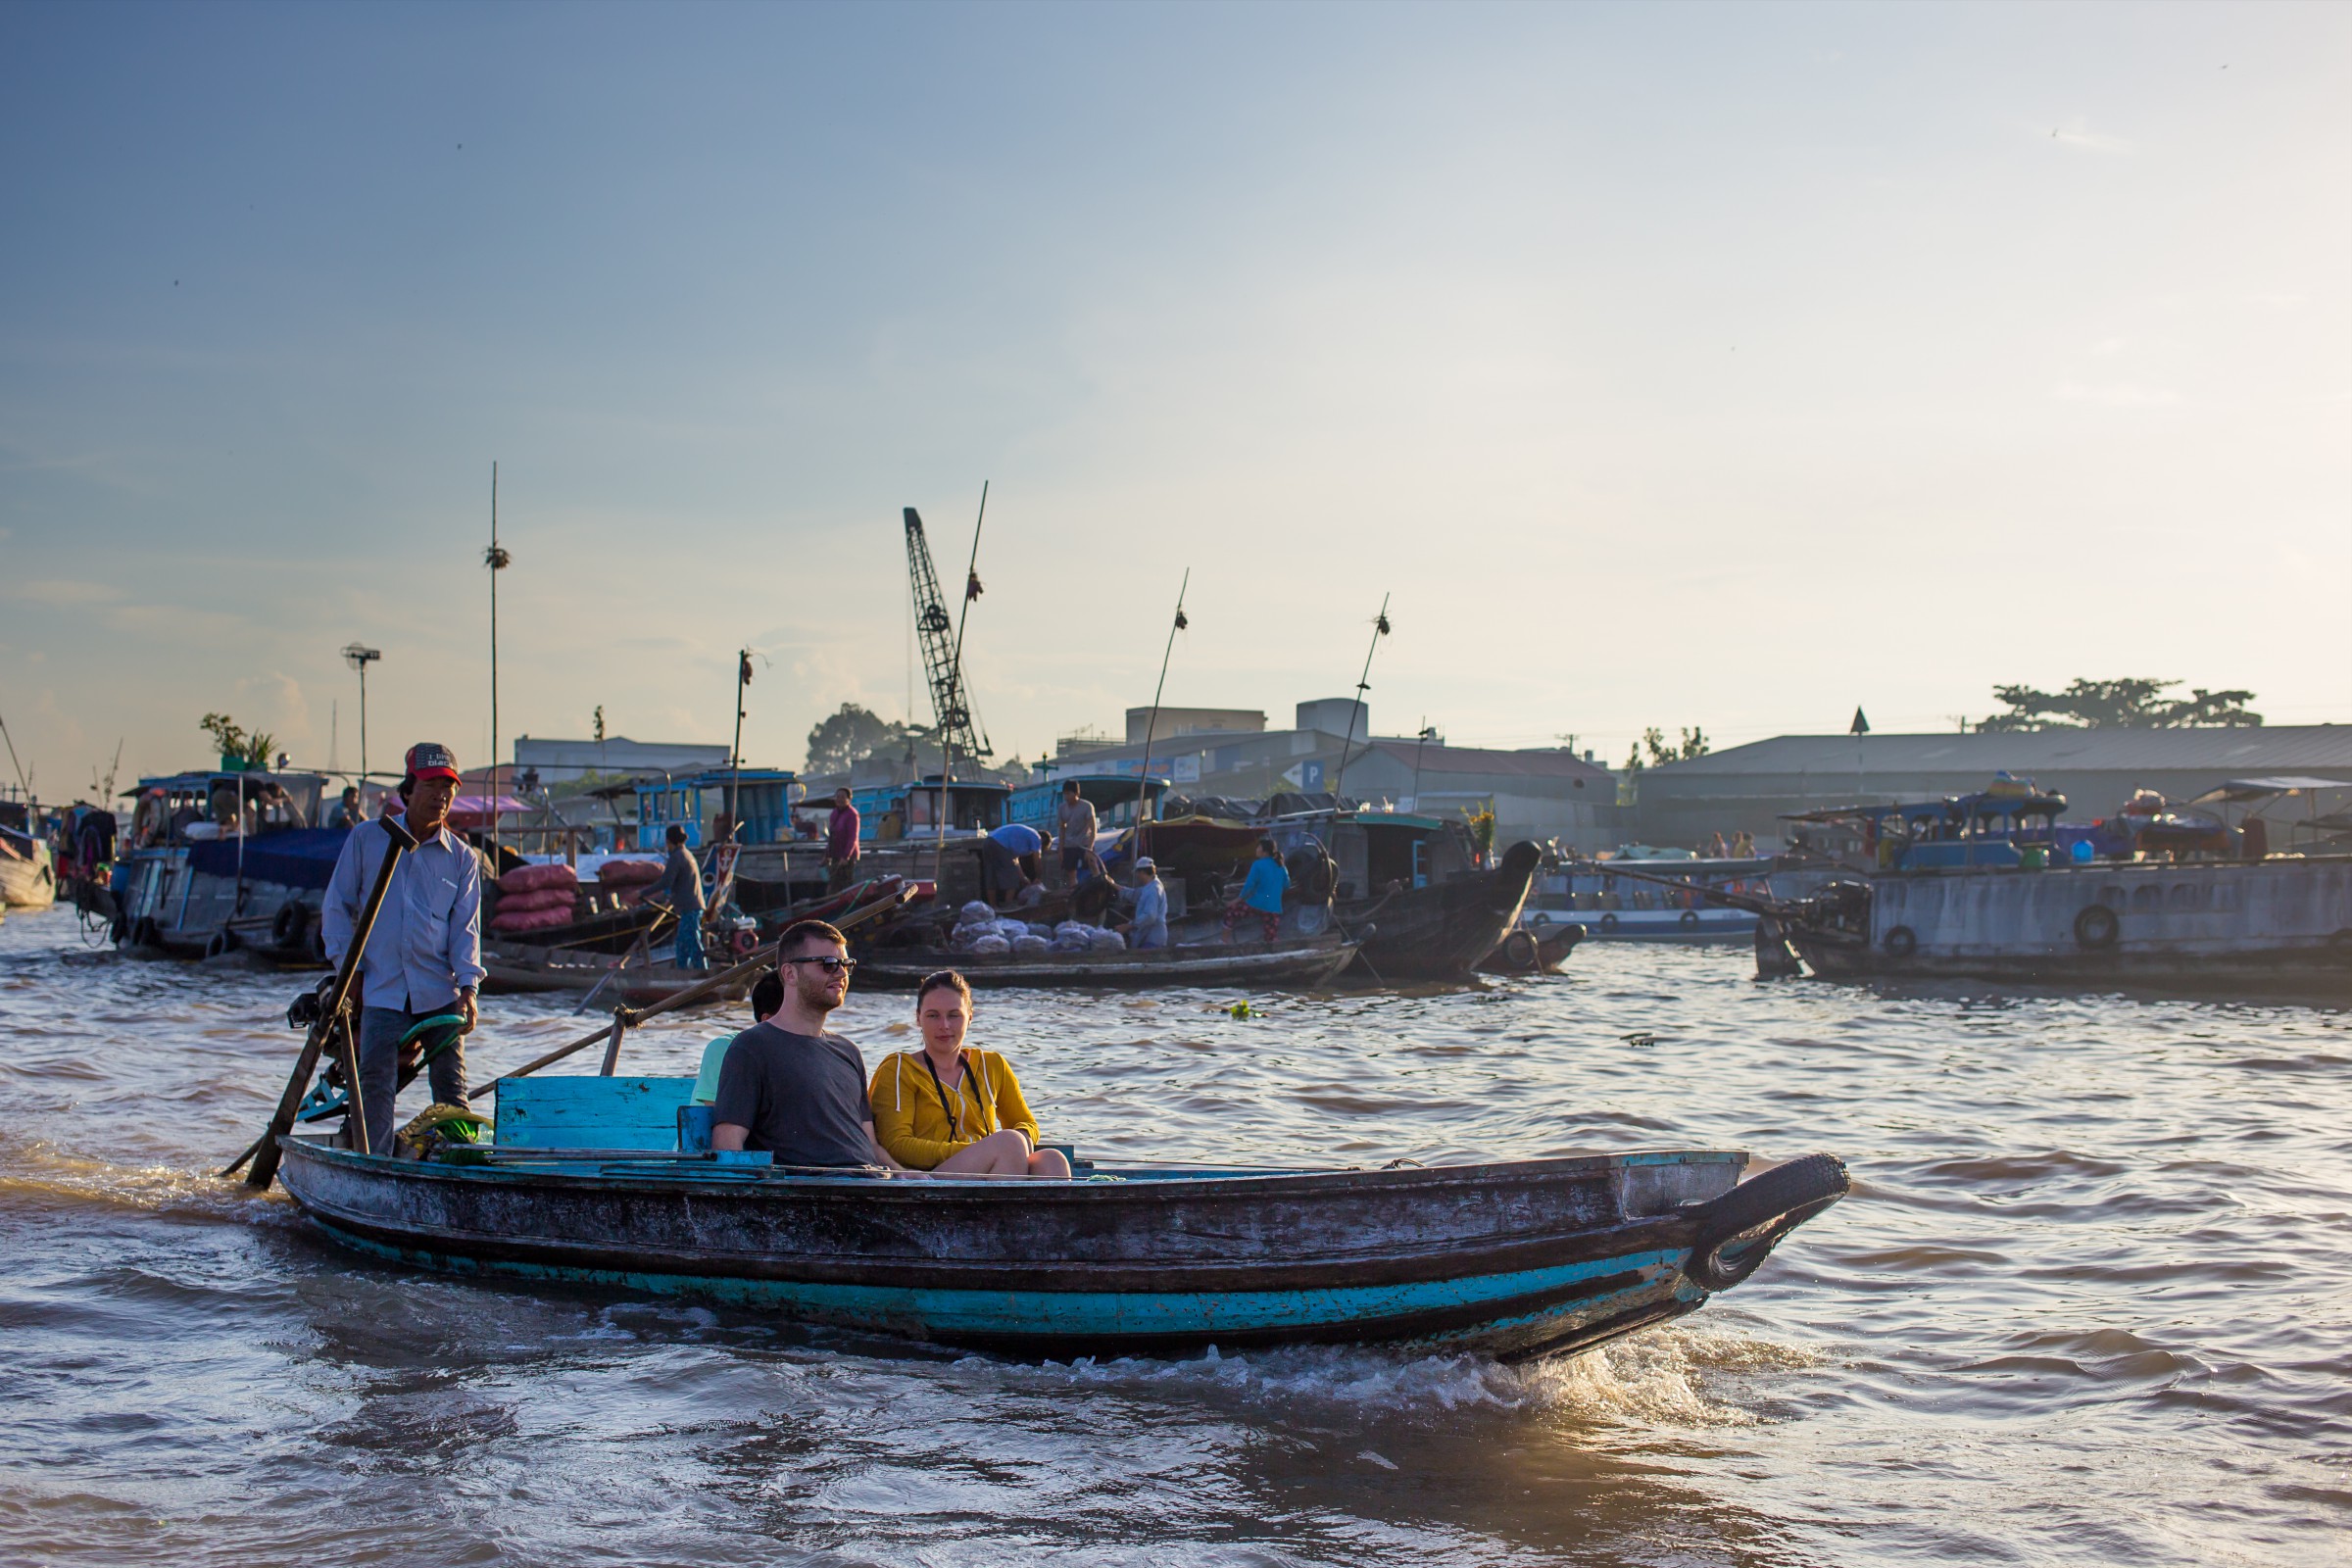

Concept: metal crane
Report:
left=903, top=507, right=990, bottom=763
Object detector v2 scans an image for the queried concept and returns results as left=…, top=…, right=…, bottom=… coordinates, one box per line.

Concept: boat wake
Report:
left=955, top=1322, right=1825, bottom=1431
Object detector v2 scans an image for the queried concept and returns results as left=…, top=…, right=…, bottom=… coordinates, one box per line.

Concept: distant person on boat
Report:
left=1222, top=838, right=1288, bottom=945
left=1115, top=857, right=1169, bottom=950
left=826, top=788, right=860, bottom=893
left=320, top=741, right=485, bottom=1156
left=1055, top=782, right=1097, bottom=887
left=647, top=824, right=707, bottom=971
left=981, top=821, right=1047, bottom=908
left=327, top=786, right=361, bottom=830
left=694, top=968, right=785, bottom=1104
left=710, top=919, right=919, bottom=1173
left=870, top=970, right=1071, bottom=1178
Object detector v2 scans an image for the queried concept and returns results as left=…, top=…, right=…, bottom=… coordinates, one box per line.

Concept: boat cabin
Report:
left=1265, top=808, right=1476, bottom=899
left=1007, top=774, right=1169, bottom=835
left=1787, top=786, right=2068, bottom=872
left=852, top=778, right=1010, bottom=843
left=632, top=768, right=801, bottom=850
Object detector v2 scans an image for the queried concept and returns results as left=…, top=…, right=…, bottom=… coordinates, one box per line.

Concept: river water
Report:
left=0, top=906, right=2344, bottom=1566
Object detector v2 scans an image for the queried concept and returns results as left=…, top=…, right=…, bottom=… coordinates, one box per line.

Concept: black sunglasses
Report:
left=783, top=956, right=858, bottom=976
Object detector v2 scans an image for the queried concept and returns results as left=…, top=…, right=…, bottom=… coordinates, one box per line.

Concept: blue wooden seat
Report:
left=493, top=1075, right=698, bottom=1151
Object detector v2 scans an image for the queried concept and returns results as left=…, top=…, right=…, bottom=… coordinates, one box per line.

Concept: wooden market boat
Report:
left=270, top=1070, right=1848, bottom=1358
left=852, top=934, right=1358, bottom=989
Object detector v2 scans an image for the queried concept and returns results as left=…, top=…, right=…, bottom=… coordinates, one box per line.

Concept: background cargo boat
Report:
left=0, top=821, right=55, bottom=908
left=113, top=769, right=342, bottom=959
left=1526, top=853, right=1776, bottom=943
left=1780, top=855, right=2352, bottom=990
left=268, top=1066, right=1848, bottom=1359
left=852, top=933, right=1358, bottom=990
left=1238, top=807, right=1543, bottom=981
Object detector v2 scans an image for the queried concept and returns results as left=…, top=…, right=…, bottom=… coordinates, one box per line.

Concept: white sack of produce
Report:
left=960, top=901, right=996, bottom=923
left=1090, top=928, right=1128, bottom=953
left=967, top=934, right=1012, bottom=956
left=1010, top=934, right=1053, bottom=956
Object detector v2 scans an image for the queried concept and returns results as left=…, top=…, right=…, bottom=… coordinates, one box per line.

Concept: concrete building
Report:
left=1035, top=698, right=1623, bottom=850
left=1634, top=726, right=2352, bottom=851
left=512, top=735, right=730, bottom=785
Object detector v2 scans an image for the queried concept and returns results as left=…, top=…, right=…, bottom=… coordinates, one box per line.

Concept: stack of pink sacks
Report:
left=596, top=857, right=665, bottom=907
left=490, top=861, right=580, bottom=935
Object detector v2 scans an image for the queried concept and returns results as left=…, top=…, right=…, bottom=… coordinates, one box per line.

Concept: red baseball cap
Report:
left=404, top=742, right=461, bottom=782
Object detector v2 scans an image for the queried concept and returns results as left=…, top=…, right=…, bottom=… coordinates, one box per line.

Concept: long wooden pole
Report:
left=497, top=884, right=917, bottom=1081
left=1328, top=593, right=1390, bottom=807
left=238, top=814, right=418, bottom=1187
left=1134, top=568, right=1189, bottom=863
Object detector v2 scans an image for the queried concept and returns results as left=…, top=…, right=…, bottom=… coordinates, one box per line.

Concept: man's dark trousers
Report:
left=355, top=1004, right=468, bottom=1154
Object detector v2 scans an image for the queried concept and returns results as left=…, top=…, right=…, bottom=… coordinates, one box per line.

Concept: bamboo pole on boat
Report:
left=1327, top=595, right=1390, bottom=809
left=1134, top=569, right=1190, bottom=864
left=234, top=814, right=417, bottom=1187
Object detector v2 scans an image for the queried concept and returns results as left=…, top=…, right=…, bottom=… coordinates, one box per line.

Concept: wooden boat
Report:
left=853, top=935, right=1358, bottom=989
left=270, top=1072, right=1848, bottom=1358
left=477, top=943, right=758, bottom=1006
left=1476, top=920, right=1587, bottom=975
left=0, top=824, right=57, bottom=908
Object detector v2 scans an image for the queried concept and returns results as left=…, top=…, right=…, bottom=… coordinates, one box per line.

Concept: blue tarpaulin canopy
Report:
left=187, top=827, right=350, bottom=891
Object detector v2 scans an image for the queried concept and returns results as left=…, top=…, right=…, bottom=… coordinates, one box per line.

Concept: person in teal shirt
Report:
left=1222, top=839, right=1289, bottom=944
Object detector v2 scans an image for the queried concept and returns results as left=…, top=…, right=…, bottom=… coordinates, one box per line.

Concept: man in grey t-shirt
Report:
left=711, top=919, right=918, bottom=1173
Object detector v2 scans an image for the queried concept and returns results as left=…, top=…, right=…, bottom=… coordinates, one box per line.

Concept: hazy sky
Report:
left=3, top=1, right=2346, bottom=795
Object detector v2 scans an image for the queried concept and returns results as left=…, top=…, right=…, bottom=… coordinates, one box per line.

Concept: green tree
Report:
left=805, top=703, right=941, bottom=773
left=1978, top=679, right=2262, bottom=732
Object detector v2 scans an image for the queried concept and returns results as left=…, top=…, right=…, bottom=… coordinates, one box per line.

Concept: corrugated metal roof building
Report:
left=1634, top=726, right=2352, bottom=850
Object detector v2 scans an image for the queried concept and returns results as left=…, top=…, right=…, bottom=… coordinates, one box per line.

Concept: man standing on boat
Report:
left=1055, top=781, right=1097, bottom=889
left=320, top=742, right=485, bottom=1155
left=646, top=824, right=708, bottom=970
left=825, top=787, right=860, bottom=894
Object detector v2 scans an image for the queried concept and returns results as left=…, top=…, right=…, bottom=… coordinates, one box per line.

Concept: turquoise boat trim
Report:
left=311, top=1219, right=1689, bottom=1339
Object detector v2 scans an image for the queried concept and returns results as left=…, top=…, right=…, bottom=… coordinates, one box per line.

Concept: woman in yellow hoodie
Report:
left=869, top=970, right=1073, bottom=1178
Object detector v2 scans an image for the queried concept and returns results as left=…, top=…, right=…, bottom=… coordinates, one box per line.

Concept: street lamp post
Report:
left=341, top=644, right=382, bottom=786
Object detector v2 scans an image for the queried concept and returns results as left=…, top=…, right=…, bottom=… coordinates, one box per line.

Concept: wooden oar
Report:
left=496, top=883, right=919, bottom=1082
left=234, top=815, right=417, bottom=1188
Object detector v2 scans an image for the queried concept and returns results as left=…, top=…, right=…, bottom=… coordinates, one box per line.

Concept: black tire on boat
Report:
left=1687, top=1152, right=1849, bottom=1292
left=1501, top=929, right=1541, bottom=970
left=1679, top=909, right=1700, bottom=928
left=1600, top=912, right=1619, bottom=931
left=272, top=902, right=309, bottom=951
left=131, top=915, right=160, bottom=949
left=2074, top=905, right=2121, bottom=950
left=1883, top=924, right=1917, bottom=958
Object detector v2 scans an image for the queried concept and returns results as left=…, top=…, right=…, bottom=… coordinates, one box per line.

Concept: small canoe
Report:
left=478, top=944, right=756, bottom=1007
left=854, top=936, right=1357, bottom=989
left=272, top=1080, right=1847, bottom=1358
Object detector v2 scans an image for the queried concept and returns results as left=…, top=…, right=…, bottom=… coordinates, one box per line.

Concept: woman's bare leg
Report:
left=931, top=1130, right=1032, bottom=1175
left=1027, top=1147, right=1072, bottom=1180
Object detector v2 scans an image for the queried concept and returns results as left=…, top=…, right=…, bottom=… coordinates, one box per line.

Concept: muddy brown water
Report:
left=1, top=909, right=2345, bottom=1565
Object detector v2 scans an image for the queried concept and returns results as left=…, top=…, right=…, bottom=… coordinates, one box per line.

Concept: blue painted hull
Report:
left=273, top=1142, right=1841, bottom=1360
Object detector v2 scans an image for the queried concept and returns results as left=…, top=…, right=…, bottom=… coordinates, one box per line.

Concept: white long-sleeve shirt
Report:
left=321, top=813, right=486, bottom=1011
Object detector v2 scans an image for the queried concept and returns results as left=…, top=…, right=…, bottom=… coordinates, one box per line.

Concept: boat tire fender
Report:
left=1680, top=909, right=1700, bottom=928
left=272, top=902, right=309, bottom=950
left=1687, top=1152, right=1849, bottom=1293
left=1599, top=912, right=1619, bottom=932
left=1883, top=924, right=1917, bottom=958
left=1531, top=910, right=1553, bottom=929
left=1501, top=929, right=1541, bottom=970
left=2074, top=905, right=2121, bottom=950
left=203, top=928, right=238, bottom=960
